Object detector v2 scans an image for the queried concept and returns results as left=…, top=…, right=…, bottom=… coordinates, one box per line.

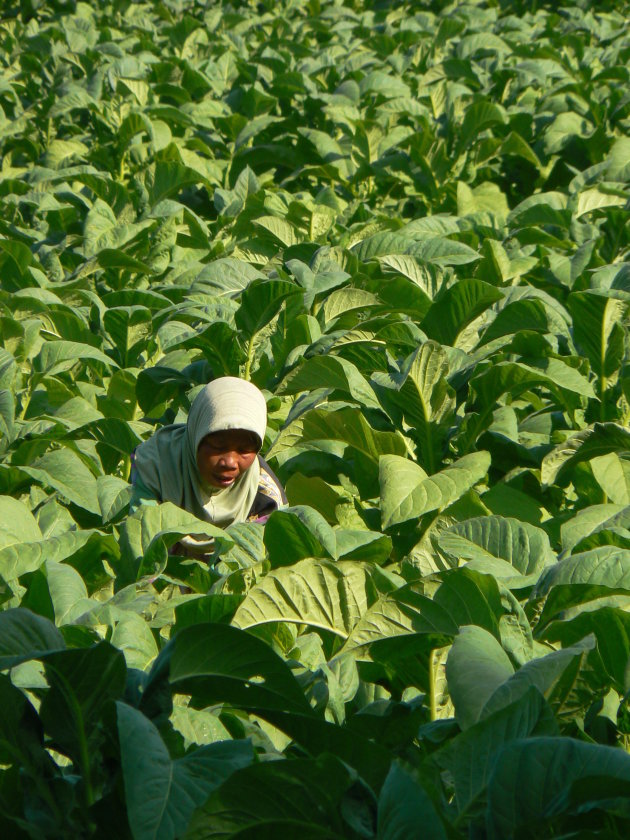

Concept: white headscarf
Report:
left=134, top=377, right=267, bottom=527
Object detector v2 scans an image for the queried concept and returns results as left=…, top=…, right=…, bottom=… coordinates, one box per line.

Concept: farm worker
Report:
left=130, top=377, right=286, bottom=543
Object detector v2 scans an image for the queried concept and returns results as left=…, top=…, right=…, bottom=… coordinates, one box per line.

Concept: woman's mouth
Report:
left=214, top=474, right=237, bottom=486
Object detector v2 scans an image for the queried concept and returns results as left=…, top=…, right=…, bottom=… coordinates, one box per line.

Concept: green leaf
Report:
left=541, top=607, right=630, bottom=693
left=119, top=502, right=232, bottom=583
left=214, top=166, right=259, bottom=217
left=20, top=448, right=100, bottom=514
left=341, top=584, right=457, bottom=656
left=0, top=672, right=49, bottom=771
left=533, top=546, right=630, bottom=631
left=269, top=407, right=407, bottom=465
left=263, top=506, right=337, bottom=565
left=378, top=762, right=448, bottom=840
left=145, top=159, right=205, bottom=208
left=482, top=638, right=595, bottom=721
left=0, top=496, right=41, bottom=549
left=162, top=622, right=313, bottom=715
left=279, top=355, right=379, bottom=409
left=569, top=290, right=628, bottom=379
left=472, top=359, right=595, bottom=409
left=541, top=423, right=630, bottom=487
left=487, top=737, right=630, bottom=838
left=437, top=515, right=556, bottom=587
left=235, top=278, right=301, bottom=337
left=33, top=340, right=117, bottom=378
left=380, top=452, right=490, bottom=529
left=187, top=755, right=357, bottom=839
left=110, top=613, right=158, bottom=670
left=446, top=625, right=514, bottom=730
left=436, top=687, right=552, bottom=818
left=117, top=702, right=253, bottom=840
left=96, top=475, right=132, bottom=522
left=40, top=643, right=126, bottom=764
left=560, top=503, right=626, bottom=552
left=432, top=568, right=503, bottom=638
left=591, top=454, right=630, bottom=505
left=0, top=529, right=114, bottom=581
left=373, top=342, right=455, bottom=474
left=0, top=609, right=65, bottom=670
left=458, top=100, right=506, bottom=152
left=233, top=558, right=376, bottom=638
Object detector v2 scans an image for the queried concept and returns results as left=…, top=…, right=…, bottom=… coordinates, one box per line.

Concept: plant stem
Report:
left=428, top=648, right=437, bottom=722
left=243, top=334, right=255, bottom=381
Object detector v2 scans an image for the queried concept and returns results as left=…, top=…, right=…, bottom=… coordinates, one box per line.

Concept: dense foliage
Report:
left=1, top=0, right=630, bottom=836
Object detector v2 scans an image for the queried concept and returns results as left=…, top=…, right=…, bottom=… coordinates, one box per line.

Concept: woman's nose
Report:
left=220, top=450, right=237, bottom=467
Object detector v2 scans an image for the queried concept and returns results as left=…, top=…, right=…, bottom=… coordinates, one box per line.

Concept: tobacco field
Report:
left=1, top=0, right=630, bottom=836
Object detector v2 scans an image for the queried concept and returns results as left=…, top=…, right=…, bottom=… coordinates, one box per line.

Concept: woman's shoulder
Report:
left=246, top=456, right=287, bottom=521
left=256, top=455, right=287, bottom=506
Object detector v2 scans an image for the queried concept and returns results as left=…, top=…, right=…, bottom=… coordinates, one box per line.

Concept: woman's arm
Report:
left=129, top=472, right=160, bottom=514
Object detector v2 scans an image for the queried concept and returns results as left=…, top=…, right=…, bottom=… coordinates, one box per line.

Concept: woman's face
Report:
left=196, top=429, right=259, bottom=488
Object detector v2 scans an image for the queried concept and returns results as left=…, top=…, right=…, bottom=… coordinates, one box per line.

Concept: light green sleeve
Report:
left=129, top=474, right=160, bottom=514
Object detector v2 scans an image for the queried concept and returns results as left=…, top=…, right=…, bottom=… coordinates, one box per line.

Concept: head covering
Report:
left=134, top=377, right=267, bottom=527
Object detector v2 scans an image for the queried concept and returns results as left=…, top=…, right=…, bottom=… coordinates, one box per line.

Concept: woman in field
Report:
left=130, top=377, right=286, bottom=537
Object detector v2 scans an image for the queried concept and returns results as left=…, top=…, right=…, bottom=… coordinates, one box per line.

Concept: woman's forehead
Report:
left=201, top=428, right=258, bottom=445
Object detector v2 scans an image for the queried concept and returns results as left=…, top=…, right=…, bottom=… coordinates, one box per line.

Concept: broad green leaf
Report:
left=120, top=502, right=232, bottom=573
left=278, top=355, right=379, bottom=408
left=263, top=505, right=337, bottom=564
left=233, top=558, right=376, bottom=638
left=235, top=278, right=301, bottom=337
left=560, top=503, right=626, bottom=552
left=0, top=496, right=41, bottom=549
left=533, top=546, right=630, bottom=631
left=569, top=290, right=628, bottom=379
left=541, top=423, right=630, bottom=487
left=110, top=613, right=158, bottom=670
left=96, top=475, right=132, bottom=522
left=40, top=643, right=126, bottom=766
left=378, top=762, right=448, bottom=840
left=33, top=340, right=117, bottom=378
left=163, top=622, right=313, bottom=714
left=145, top=158, right=205, bottom=208
left=41, top=559, right=90, bottom=625
left=432, top=567, right=503, bottom=639
left=0, top=529, right=114, bottom=582
left=436, top=687, right=552, bottom=817
left=341, top=584, right=457, bottom=655
left=591, top=453, right=630, bottom=505
left=487, top=737, right=630, bottom=838
left=421, top=279, right=502, bottom=346
left=12, top=449, right=101, bottom=514
left=481, top=637, right=595, bottom=720
left=437, top=515, right=556, bottom=587
left=541, top=607, right=630, bottom=693
left=0, top=673, right=48, bottom=772
left=214, top=166, right=259, bottom=217
left=0, top=609, right=65, bottom=670
left=472, top=359, right=595, bottom=410
left=269, top=406, right=407, bottom=464
left=170, top=706, right=232, bottom=748
left=446, top=625, right=514, bottom=729
left=458, top=100, right=506, bottom=152
left=188, top=755, right=358, bottom=839
left=117, top=702, right=253, bottom=840
left=380, top=451, right=490, bottom=529
left=373, top=341, right=455, bottom=473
